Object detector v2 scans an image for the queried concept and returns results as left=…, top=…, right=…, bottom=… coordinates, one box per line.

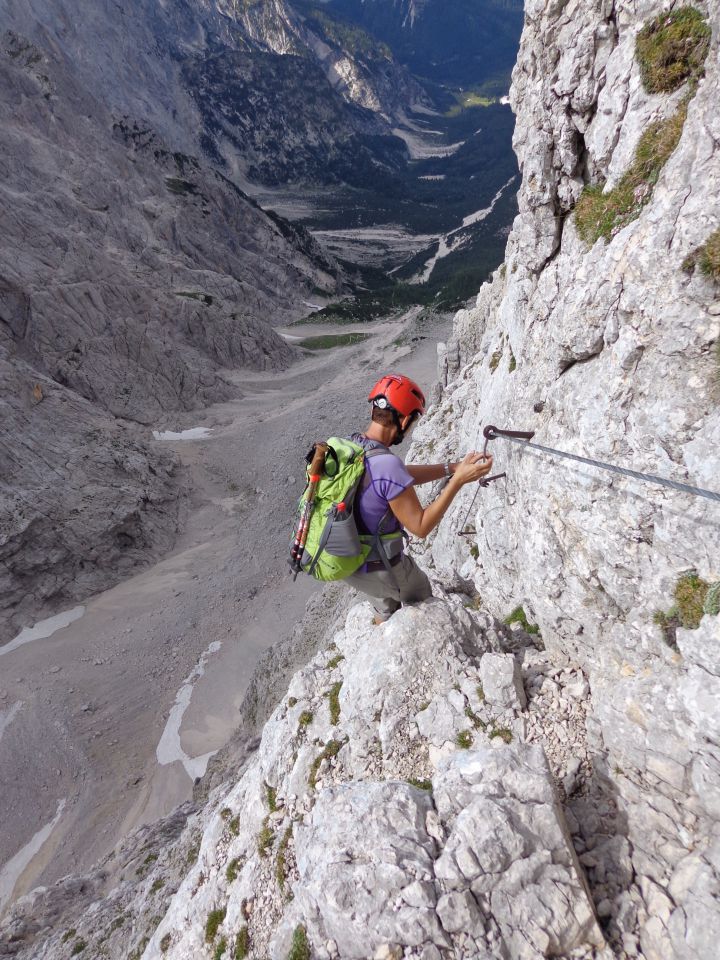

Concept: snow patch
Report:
left=0, top=701, right=23, bottom=743
left=1, top=607, right=85, bottom=658
left=156, top=641, right=223, bottom=780
left=0, top=798, right=66, bottom=911
left=152, top=427, right=213, bottom=441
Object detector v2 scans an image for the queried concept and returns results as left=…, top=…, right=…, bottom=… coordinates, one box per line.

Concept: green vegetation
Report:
left=150, top=878, right=165, bottom=893
left=407, top=777, right=433, bottom=791
left=297, top=333, right=371, bottom=351
left=305, top=9, right=392, bottom=59
left=464, top=705, right=486, bottom=730
left=235, top=927, right=250, bottom=960
left=489, top=348, right=502, bottom=372
left=276, top=825, right=293, bottom=893
left=575, top=101, right=688, bottom=244
left=265, top=783, right=278, bottom=813
left=226, top=858, right=241, bottom=883
left=160, top=933, right=172, bottom=952
left=288, top=925, right=311, bottom=960
left=214, top=937, right=228, bottom=960
left=220, top=808, right=232, bottom=821
left=229, top=816, right=240, bottom=836
left=71, top=940, right=87, bottom=955
left=288, top=697, right=298, bottom=708
left=446, top=90, right=498, bottom=116
left=504, top=605, right=540, bottom=635
left=298, top=710, right=314, bottom=731
left=326, top=681, right=343, bottom=725
left=62, top=929, right=76, bottom=944
left=469, top=543, right=479, bottom=560
left=636, top=6, right=711, bottom=94
left=456, top=730, right=473, bottom=749
left=258, top=817, right=275, bottom=858
left=205, top=907, right=227, bottom=944
left=489, top=727, right=513, bottom=744
left=705, top=582, right=720, bottom=617
left=309, top=739, right=346, bottom=789
left=654, top=572, right=714, bottom=645
left=476, top=684, right=485, bottom=702
left=175, top=290, right=214, bottom=306
left=326, top=653, right=345, bottom=669
left=508, top=350, right=517, bottom=373
left=683, top=227, right=720, bottom=282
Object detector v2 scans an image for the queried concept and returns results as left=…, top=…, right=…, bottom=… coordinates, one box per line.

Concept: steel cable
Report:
left=492, top=433, right=720, bottom=504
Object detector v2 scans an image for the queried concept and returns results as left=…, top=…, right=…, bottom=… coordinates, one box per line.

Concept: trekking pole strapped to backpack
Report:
left=289, top=442, right=328, bottom=578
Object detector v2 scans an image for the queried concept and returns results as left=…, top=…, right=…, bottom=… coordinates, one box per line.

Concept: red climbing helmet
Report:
left=368, top=373, right=426, bottom=419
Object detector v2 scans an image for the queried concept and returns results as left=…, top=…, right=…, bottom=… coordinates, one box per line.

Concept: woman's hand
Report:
left=452, top=452, right=494, bottom=486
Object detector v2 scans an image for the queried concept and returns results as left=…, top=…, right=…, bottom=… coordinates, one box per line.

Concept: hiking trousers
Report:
left=345, top=553, right=432, bottom=619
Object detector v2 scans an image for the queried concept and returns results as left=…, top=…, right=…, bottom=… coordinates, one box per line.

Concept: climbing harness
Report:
left=458, top=424, right=719, bottom=536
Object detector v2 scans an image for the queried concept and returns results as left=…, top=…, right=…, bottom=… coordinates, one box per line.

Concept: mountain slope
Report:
left=0, top=26, right=340, bottom=641
left=307, top=0, right=525, bottom=89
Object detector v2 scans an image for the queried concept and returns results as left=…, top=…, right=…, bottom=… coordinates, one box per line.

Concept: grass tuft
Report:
left=464, top=705, right=486, bottom=730
left=71, top=941, right=87, bottom=956
left=258, top=817, right=274, bottom=858
left=503, top=605, right=540, bottom=635
left=225, top=858, right=241, bottom=883
left=275, top=825, right=293, bottom=893
left=456, top=730, right=473, bottom=749
left=636, top=6, right=711, bottom=94
left=205, top=907, right=226, bottom=944
left=298, top=710, right=314, bottom=731
left=265, top=783, right=278, bottom=813
left=489, top=727, right=514, bottom=744
left=326, top=681, right=343, bottom=725
left=407, top=777, right=433, bottom=791
left=684, top=228, right=720, bottom=283
left=326, top=653, right=345, bottom=669
left=235, top=927, right=250, bottom=959
left=655, top=572, right=711, bottom=646
left=214, top=937, right=228, bottom=960
left=309, top=738, right=346, bottom=790
left=288, top=925, right=311, bottom=960
left=576, top=101, right=688, bottom=245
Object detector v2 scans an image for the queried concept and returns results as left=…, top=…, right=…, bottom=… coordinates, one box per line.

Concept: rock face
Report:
left=409, top=2, right=720, bottom=957
left=1, top=601, right=605, bottom=959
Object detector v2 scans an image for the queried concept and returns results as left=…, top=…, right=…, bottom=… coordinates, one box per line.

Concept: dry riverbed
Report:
left=0, top=308, right=450, bottom=914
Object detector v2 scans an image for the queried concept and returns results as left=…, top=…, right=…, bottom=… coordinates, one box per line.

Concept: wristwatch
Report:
left=444, top=462, right=452, bottom=478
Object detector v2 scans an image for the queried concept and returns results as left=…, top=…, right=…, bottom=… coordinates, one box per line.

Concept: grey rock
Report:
left=479, top=653, right=527, bottom=710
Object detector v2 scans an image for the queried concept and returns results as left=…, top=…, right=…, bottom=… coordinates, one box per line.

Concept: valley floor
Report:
left=0, top=309, right=449, bottom=914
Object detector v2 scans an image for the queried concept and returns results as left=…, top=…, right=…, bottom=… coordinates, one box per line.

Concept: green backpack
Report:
left=290, top=437, right=404, bottom=582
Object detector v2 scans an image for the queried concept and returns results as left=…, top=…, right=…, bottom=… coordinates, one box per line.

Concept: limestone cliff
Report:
left=2, top=2, right=720, bottom=959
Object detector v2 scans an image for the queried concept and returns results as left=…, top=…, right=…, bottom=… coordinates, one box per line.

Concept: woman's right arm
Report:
left=388, top=452, right=493, bottom=538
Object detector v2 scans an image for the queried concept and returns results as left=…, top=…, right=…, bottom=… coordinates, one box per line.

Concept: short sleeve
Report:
left=367, top=453, right=414, bottom=503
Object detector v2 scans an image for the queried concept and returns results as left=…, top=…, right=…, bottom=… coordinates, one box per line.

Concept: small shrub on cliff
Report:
left=297, top=710, right=313, bottom=732
left=636, top=6, right=711, bottom=94
left=575, top=101, right=688, bottom=244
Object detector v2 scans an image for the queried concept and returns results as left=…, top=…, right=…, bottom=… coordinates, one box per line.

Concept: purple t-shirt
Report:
left=351, top=434, right=414, bottom=535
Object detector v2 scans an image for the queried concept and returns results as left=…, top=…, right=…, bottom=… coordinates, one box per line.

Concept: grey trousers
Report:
left=345, top=554, right=433, bottom=619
